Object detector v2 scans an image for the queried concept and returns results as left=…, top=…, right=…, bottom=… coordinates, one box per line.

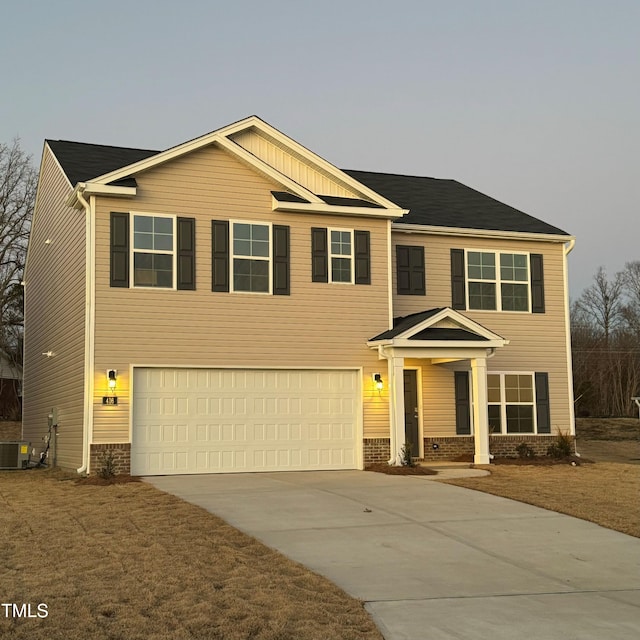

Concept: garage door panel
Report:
left=132, top=368, right=359, bottom=475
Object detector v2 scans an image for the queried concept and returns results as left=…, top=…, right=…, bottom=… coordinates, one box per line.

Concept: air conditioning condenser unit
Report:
left=0, top=441, right=30, bottom=470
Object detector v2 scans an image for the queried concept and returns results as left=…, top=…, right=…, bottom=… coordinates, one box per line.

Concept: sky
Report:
left=2, top=0, right=638, bottom=298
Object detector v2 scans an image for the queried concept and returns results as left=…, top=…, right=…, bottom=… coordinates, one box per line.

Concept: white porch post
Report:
left=388, top=355, right=405, bottom=465
left=471, top=356, right=491, bottom=464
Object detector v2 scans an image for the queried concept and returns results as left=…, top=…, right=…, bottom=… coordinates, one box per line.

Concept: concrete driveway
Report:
left=146, top=471, right=640, bottom=640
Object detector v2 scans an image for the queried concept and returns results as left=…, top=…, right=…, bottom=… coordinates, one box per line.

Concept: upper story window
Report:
left=232, top=222, right=271, bottom=293
left=396, top=245, right=425, bottom=295
left=329, top=229, right=353, bottom=283
left=451, top=249, right=545, bottom=314
left=466, top=250, right=529, bottom=312
left=132, top=214, right=175, bottom=288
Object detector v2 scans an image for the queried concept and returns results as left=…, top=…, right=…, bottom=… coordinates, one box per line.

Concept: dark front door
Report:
left=403, top=370, right=420, bottom=457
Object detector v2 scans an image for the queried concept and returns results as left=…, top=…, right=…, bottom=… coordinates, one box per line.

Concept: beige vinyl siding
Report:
left=91, top=144, right=390, bottom=443
left=229, top=128, right=365, bottom=199
left=22, top=146, right=86, bottom=469
left=393, top=233, right=572, bottom=435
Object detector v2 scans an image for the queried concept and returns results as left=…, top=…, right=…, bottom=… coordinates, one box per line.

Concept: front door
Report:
left=403, top=370, right=420, bottom=458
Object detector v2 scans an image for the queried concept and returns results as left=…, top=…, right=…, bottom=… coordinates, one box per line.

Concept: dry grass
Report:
left=0, top=469, right=382, bottom=640
left=443, top=462, right=640, bottom=538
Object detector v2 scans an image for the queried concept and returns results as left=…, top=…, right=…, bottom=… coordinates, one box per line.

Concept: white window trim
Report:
left=464, top=249, right=531, bottom=313
left=230, top=219, right=272, bottom=295
left=328, top=227, right=354, bottom=284
left=130, top=211, right=177, bottom=290
left=487, top=371, right=538, bottom=435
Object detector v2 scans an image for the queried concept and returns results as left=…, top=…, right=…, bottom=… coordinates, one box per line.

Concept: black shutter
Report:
left=535, top=372, right=551, bottom=433
left=354, top=230, right=371, bottom=285
left=110, top=212, right=129, bottom=288
left=311, top=227, right=328, bottom=282
left=454, top=371, right=471, bottom=435
left=177, top=217, right=196, bottom=290
left=397, top=245, right=425, bottom=295
left=451, top=249, right=466, bottom=309
left=273, top=225, right=290, bottom=295
left=211, top=220, right=229, bottom=292
left=530, top=254, right=545, bottom=313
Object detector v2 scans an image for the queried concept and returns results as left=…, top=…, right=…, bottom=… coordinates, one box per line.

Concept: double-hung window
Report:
left=488, top=373, right=536, bottom=434
left=329, top=228, right=353, bottom=283
left=132, top=214, right=175, bottom=288
left=466, top=250, right=529, bottom=311
left=231, top=222, right=271, bottom=293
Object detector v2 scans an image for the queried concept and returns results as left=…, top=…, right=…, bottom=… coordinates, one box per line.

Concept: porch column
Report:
left=388, top=355, right=405, bottom=465
left=470, top=356, right=491, bottom=464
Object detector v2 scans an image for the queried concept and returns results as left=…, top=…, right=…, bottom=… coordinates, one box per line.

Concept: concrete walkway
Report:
left=146, top=471, right=640, bottom=640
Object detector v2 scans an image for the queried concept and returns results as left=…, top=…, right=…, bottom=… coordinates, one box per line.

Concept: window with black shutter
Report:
left=397, top=245, right=425, bottom=295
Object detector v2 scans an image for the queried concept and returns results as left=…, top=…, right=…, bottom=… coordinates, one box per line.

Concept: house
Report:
left=0, top=351, right=22, bottom=422
left=22, top=116, right=575, bottom=475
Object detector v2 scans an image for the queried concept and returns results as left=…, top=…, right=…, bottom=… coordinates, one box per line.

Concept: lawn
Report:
left=0, top=469, right=382, bottom=640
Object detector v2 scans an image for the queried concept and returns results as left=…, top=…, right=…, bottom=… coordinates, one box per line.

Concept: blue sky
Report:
left=2, top=0, right=638, bottom=296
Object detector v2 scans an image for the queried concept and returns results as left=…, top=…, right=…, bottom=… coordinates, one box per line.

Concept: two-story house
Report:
left=23, top=116, right=575, bottom=475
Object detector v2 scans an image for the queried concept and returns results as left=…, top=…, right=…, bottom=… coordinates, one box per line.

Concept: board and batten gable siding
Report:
left=22, top=145, right=86, bottom=469
left=91, top=144, right=391, bottom=443
left=391, top=233, right=572, bottom=434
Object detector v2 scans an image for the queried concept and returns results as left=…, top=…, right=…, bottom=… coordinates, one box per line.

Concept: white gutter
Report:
left=76, top=187, right=94, bottom=475
left=393, top=222, right=573, bottom=244
left=563, top=238, right=576, bottom=436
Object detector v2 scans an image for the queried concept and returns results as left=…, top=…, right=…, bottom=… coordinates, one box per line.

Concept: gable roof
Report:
left=46, top=140, right=159, bottom=185
left=45, top=118, right=569, bottom=236
left=368, top=307, right=507, bottom=347
left=343, top=170, right=569, bottom=236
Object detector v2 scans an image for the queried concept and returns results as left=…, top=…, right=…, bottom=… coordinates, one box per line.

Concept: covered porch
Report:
left=368, top=308, right=509, bottom=465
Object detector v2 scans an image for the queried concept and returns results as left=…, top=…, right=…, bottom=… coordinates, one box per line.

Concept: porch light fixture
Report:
left=107, top=369, right=117, bottom=392
left=373, top=373, right=383, bottom=391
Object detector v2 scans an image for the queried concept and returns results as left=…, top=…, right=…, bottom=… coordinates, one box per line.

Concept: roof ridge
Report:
left=47, top=139, right=160, bottom=154
left=343, top=168, right=451, bottom=181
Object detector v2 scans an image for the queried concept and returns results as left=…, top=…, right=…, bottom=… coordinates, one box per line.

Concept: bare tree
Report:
left=574, top=266, right=625, bottom=345
left=0, top=139, right=36, bottom=369
left=621, top=261, right=640, bottom=336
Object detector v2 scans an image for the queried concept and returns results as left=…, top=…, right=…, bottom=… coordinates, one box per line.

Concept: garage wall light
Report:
left=373, top=373, right=383, bottom=391
left=107, top=369, right=117, bottom=392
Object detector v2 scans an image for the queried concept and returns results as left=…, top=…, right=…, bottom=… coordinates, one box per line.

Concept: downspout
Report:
left=76, top=186, right=93, bottom=474
left=563, top=238, right=576, bottom=437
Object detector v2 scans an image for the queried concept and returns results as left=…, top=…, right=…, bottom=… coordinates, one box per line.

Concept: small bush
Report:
left=516, top=442, right=536, bottom=459
left=400, top=442, right=416, bottom=467
left=547, top=431, right=573, bottom=459
left=97, top=451, right=117, bottom=479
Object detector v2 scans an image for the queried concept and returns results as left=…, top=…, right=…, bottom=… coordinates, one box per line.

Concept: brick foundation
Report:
left=422, top=437, right=475, bottom=460
left=90, top=443, right=131, bottom=476
left=363, top=438, right=391, bottom=465
left=489, top=435, right=566, bottom=458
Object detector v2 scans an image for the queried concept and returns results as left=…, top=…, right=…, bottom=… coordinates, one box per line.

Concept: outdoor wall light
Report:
left=373, top=373, right=383, bottom=391
left=107, top=369, right=117, bottom=392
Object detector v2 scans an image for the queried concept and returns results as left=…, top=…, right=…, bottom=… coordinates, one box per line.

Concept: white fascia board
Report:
left=375, top=346, right=501, bottom=360
left=273, top=198, right=407, bottom=220
left=391, top=308, right=506, bottom=343
left=393, top=222, right=574, bottom=244
left=232, top=117, right=405, bottom=211
left=391, top=338, right=508, bottom=349
left=66, top=182, right=136, bottom=208
left=216, top=137, right=323, bottom=203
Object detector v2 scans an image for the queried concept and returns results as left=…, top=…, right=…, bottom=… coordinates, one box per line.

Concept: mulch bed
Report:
left=452, top=454, right=592, bottom=466
left=76, top=474, right=142, bottom=486
left=365, top=463, right=437, bottom=475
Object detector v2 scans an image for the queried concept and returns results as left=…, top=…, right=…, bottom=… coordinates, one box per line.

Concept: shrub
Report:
left=97, top=451, right=117, bottom=479
left=546, top=431, right=573, bottom=459
left=516, top=442, right=536, bottom=459
left=400, top=442, right=416, bottom=467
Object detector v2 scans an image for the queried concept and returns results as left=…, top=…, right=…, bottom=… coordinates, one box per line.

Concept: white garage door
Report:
left=131, top=368, right=360, bottom=475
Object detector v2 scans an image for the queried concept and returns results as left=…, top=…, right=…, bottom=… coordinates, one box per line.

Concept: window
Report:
left=487, top=373, right=536, bottom=434
left=329, top=229, right=353, bottom=283
left=231, top=222, right=271, bottom=293
left=466, top=250, right=529, bottom=311
left=132, top=214, right=175, bottom=287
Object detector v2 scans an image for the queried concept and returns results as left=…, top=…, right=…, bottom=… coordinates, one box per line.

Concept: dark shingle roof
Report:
left=46, top=140, right=159, bottom=185
left=370, top=309, right=444, bottom=341
left=343, top=169, right=569, bottom=236
left=46, top=137, right=569, bottom=237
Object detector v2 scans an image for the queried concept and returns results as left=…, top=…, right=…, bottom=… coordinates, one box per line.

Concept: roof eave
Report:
left=393, top=222, right=573, bottom=243
left=273, top=198, right=408, bottom=220
left=66, top=182, right=137, bottom=208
